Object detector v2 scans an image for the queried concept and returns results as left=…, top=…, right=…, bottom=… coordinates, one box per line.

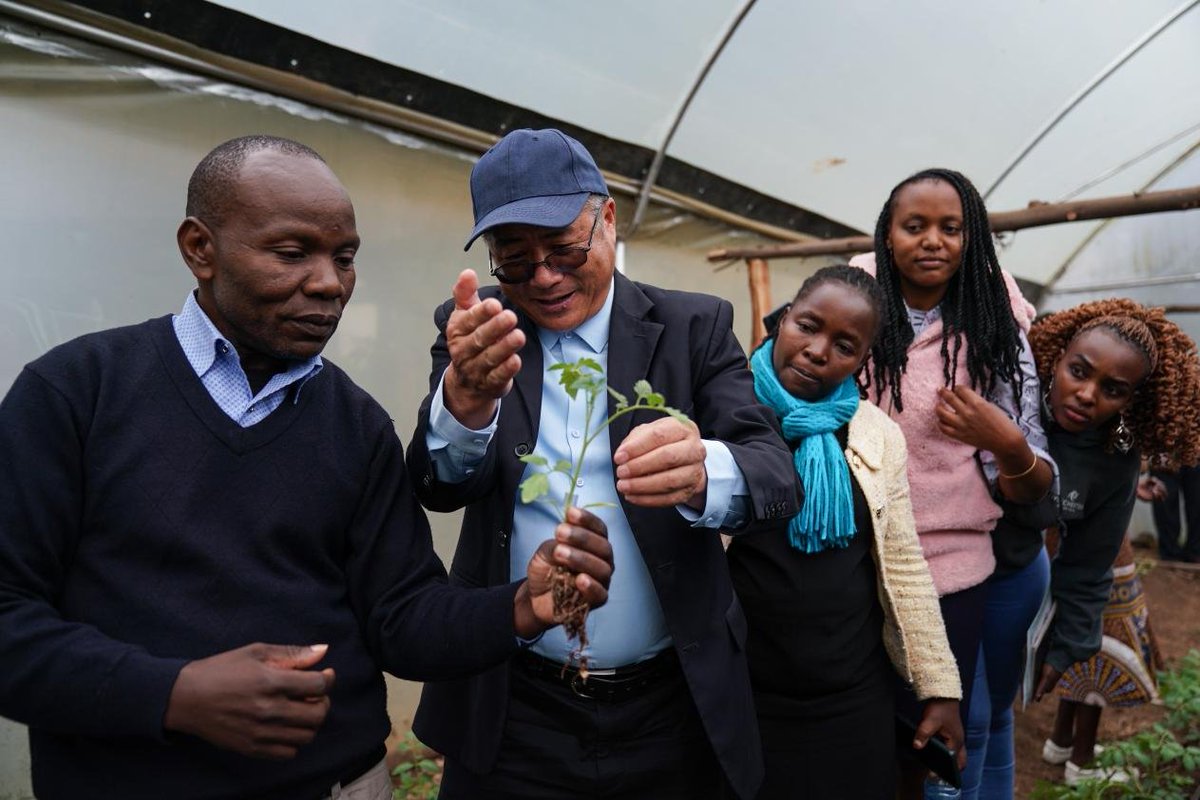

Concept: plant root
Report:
left=551, top=565, right=590, bottom=680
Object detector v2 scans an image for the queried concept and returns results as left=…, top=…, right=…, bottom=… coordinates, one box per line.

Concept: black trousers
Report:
left=1153, top=466, right=1200, bottom=561
left=754, top=656, right=895, bottom=800
left=438, top=659, right=727, bottom=800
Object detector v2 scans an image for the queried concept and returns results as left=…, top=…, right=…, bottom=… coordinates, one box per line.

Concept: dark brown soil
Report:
left=1013, top=544, right=1200, bottom=796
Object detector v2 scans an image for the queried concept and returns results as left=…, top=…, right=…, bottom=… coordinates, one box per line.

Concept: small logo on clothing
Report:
left=1062, top=489, right=1084, bottom=515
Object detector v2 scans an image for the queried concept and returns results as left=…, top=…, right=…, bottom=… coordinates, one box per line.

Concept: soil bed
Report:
left=1013, top=542, right=1200, bottom=796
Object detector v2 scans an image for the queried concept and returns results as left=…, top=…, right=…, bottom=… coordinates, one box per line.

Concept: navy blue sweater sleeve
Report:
left=0, top=368, right=187, bottom=738
left=348, top=421, right=519, bottom=680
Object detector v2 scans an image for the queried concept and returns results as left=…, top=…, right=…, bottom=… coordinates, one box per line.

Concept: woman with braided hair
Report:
left=849, top=169, right=1055, bottom=798
left=1006, top=299, right=1200, bottom=789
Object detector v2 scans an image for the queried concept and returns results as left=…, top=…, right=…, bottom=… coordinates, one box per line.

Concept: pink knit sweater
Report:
left=850, top=253, right=1035, bottom=595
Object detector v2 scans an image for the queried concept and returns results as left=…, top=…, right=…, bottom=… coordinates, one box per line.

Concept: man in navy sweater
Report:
left=0, top=135, right=613, bottom=800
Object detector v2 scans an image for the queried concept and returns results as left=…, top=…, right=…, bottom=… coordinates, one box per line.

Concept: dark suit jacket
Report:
left=408, top=273, right=801, bottom=800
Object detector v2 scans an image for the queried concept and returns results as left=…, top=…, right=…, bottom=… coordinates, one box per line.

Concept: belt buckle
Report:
left=569, top=671, right=594, bottom=699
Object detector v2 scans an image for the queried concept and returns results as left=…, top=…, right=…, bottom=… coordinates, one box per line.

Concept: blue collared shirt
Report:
left=171, top=292, right=322, bottom=427
left=427, top=280, right=749, bottom=666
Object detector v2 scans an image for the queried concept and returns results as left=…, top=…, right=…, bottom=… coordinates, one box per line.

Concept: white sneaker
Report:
left=1042, top=739, right=1072, bottom=764
left=1064, top=758, right=1135, bottom=787
left=1042, top=740, right=1105, bottom=765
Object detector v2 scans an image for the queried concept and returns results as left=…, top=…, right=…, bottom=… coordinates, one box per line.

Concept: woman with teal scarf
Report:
left=728, top=265, right=964, bottom=800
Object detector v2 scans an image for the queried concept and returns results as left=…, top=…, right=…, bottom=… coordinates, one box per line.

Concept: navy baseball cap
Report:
left=464, top=128, right=609, bottom=251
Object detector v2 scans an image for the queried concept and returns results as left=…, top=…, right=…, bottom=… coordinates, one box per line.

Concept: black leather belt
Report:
left=516, top=648, right=679, bottom=702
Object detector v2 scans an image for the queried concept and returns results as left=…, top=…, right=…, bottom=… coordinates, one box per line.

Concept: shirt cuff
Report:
left=515, top=631, right=546, bottom=648
left=676, top=440, right=750, bottom=529
left=426, top=371, right=499, bottom=481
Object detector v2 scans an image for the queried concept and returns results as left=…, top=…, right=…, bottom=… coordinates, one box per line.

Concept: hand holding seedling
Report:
left=514, top=506, right=613, bottom=639
left=443, top=269, right=526, bottom=429
left=519, top=358, right=690, bottom=670
left=614, top=417, right=707, bottom=510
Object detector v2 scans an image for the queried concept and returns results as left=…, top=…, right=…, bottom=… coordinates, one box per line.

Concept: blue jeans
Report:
left=960, top=549, right=1050, bottom=800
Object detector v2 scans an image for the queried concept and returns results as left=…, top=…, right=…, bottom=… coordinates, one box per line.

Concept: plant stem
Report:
left=560, top=391, right=597, bottom=522
left=561, top=398, right=669, bottom=522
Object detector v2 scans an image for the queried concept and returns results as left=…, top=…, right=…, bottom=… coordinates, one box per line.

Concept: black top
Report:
left=990, top=414, right=1139, bottom=671
left=727, top=427, right=889, bottom=716
left=0, top=317, right=520, bottom=800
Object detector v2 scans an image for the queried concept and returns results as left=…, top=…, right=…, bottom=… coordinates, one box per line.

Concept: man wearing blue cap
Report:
left=407, top=128, right=802, bottom=799
left=0, top=135, right=615, bottom=799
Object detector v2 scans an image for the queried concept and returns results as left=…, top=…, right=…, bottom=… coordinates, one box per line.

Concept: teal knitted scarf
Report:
left=751, top=340, right=859, bottom=552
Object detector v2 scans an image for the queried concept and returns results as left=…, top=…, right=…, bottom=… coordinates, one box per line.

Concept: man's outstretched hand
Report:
left=514, top=506, right=613, bottom=638
left=442, top=269, right=525, bottom=429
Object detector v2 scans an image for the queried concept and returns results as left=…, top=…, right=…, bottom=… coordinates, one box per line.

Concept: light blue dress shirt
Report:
left=171, top=292, right=322, bottom=427
left=426, top=280, right=750, bottom=667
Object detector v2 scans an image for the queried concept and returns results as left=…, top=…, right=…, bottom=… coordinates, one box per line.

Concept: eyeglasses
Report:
left=488, top=205, right=603, bottom=285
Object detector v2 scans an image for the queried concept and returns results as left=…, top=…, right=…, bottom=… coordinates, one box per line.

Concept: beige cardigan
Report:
left=845, top=400, right=963, bottom=701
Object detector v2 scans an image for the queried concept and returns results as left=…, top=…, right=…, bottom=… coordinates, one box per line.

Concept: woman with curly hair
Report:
left=849, top=169, right=1055, bottom=798
left=1001, top=298, right=1200, bottom=789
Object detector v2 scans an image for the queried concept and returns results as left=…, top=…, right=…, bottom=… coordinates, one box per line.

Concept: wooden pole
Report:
left=708, top=185, right=1200, bottom=263
left=747, top=258, right=772, bottom=349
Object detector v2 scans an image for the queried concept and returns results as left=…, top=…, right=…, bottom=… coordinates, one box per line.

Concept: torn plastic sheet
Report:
left=1, top=27, right=95, bottom=60
left=0, top=13, right=777, bottom=254
left=0, top=15, right=477, bottom=160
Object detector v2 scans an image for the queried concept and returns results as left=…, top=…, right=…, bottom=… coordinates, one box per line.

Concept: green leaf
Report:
left=563, top=369, right=603, bottom=401
left=582, top=501, right=617, bottom=509
left=633, top=379, right=652, bottom=398
left=577, top=356, right=603, bottom=374
left=607, top=386, right=629, bottom=409
left=392, top=763, right=414, bottom=775
left=664, top=406, right=690, bottom=422
left=520, top=472, right=550, bottom=504
left=645, top=391, right=665, bottom=408
left=554, top=460, right=573, bottom=474
left=519, top=453, right=549, bottom=467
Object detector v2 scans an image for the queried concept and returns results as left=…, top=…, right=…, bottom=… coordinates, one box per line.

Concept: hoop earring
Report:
left=1112, top=411, right=1134, bottom=454
left=1042, top=376, right=1054, bottom=417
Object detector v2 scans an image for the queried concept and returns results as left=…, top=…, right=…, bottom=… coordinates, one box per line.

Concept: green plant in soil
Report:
left=389, top=732, right=440, bottom=800
left=1031, top=649, right=1200, bottom=799
left=518, top=357, right=688, bottom=677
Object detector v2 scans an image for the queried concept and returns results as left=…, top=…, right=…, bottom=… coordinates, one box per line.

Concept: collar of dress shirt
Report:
left=904, top=300, right=942, bottom=337
left=174, top=291, right=322, bottom=391
left=534, top=276, right=615, bottom=355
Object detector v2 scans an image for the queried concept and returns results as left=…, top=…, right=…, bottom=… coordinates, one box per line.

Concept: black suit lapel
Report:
left=606, top=275, right=663, bottom=454
left=503, top=308, right=543, bottom=484
left=512, top=313, right=543, bottom=433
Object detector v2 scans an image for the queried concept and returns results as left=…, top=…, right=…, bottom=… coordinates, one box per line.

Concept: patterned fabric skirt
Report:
left=1052, top=539, right=1163, bottom=708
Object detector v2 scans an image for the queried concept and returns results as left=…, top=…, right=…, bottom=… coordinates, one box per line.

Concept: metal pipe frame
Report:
left=982, top=0, right=1200, bottom=201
